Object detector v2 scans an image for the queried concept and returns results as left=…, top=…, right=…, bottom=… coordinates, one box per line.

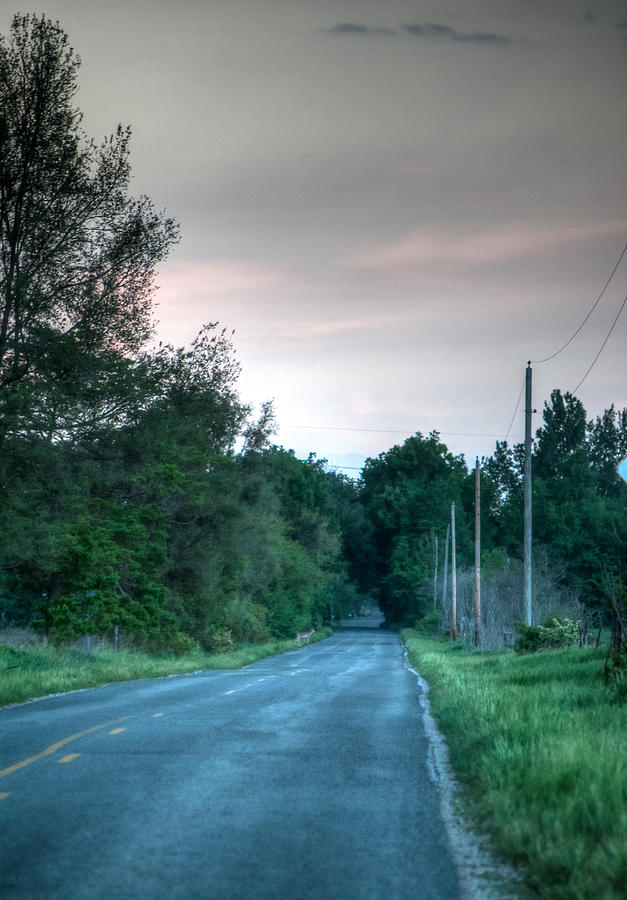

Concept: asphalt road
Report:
left=0, top=618, right=462, bottom=899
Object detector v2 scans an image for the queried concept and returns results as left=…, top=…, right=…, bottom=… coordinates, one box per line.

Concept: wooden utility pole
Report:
left=524, top=362, right=533, bottom=626
left=442, top=524, right=450, bottom=614
left=433, top=535, right=439, bottom=609
left=474, top=457, right=481, bottom=647
left=451, top=502, right=457, bottom=641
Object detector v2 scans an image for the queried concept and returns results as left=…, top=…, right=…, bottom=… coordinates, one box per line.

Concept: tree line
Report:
left=353, top=397, right=625, bottom=644
left=1, top=15, right=624, bottom=652
left=0, top=15, right=359, bottom=649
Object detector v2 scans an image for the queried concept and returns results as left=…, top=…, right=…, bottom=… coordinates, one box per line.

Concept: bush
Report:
left=165, top=631, right=199, bottom=655
left=514, top=616, right=580, bottom=653
left=414, top=610, right=442, bottom=633
left=223, top=598, right=271, bottom=644
left=202, top=627, right=235, bottom=653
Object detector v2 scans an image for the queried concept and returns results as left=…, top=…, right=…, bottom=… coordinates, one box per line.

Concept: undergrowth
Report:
left=0, top=628, right=332, bottom=707
left=402, top=629, right=626, bottom=900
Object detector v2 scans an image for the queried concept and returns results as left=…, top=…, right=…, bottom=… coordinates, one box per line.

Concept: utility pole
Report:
left=474, top=457, right=481, bottom=647
left=433, top=535, right=439, bottom=609
left=524, top=362, right=533, bottom=626
left=451, top=502, right=457, bottom=641
left=442, top=524, right=450, bottom=614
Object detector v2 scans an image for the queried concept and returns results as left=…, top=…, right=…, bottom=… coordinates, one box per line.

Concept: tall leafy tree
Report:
left=358, top=433, right=469, bottom=624
left=587, top=405, right=627, bottom=497
left=0, top=14, right=178, bottom=439
left=481, top=440, right=523, bottom=553
left=0, top=14, right=179, bottom=643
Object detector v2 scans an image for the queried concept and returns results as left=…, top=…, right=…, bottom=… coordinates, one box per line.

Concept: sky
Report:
left=2, top=0, right=626, bottom=474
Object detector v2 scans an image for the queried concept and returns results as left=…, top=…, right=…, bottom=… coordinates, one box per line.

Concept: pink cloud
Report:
left=344, top=221, right=627, bottom=270
left=156, top=259, right=289, bottom=301
left=275, top=312, right=418, bottom=339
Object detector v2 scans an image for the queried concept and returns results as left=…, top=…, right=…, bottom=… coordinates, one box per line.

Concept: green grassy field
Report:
left=402, top=630, right=626, bottom=899
left=0, top=628, right=332, bottom=707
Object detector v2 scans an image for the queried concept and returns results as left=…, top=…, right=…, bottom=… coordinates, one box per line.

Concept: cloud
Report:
left=327, top=23, right=395, bottom=36
left=326, top=21, right=510, bottom=44
left=275, top=312, right=417, bottom=340
left=153, top=259, right=292, bottom=348
left=402, top=22, right=510, bottom=45
left=343, top=221, right=627, bottom=271
left=403, top=23, right=456, bottom=39
left=156, top=259, right=288, bottom=301
left=452, top=32, right=510, bottom=45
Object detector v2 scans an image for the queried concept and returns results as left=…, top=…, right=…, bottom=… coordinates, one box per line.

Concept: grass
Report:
left=402, top=630, right=626, bottom=900
left=0, top=627, right=332, bottom=707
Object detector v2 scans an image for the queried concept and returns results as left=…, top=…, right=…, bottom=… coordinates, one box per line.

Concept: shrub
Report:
left=223, top=598, right=271, bottom=644
left=414, top=610, right=442, bottom=633
left=165, top=631, right=199, bottom=655
left=203, top=627, right=235, bottom=653
left=514, top=616, right=580, bottom=653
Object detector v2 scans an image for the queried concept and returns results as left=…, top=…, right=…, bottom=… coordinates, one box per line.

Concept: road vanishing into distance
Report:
left=1, top=616, right=465, bottom=899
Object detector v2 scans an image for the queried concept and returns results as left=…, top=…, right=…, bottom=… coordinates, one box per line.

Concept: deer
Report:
left=295, top=629, right=315, bottom=645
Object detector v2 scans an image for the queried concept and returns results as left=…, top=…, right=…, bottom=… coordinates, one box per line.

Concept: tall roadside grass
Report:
left=0, top=627, right=332, bottom=707
left=403, top=630, right=626, bottom=900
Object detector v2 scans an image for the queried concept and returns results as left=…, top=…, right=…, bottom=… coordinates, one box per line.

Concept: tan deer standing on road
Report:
left=295, top=629, right=315, bottom=645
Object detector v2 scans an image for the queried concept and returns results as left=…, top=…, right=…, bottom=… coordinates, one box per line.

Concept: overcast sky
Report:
left=3, top=0, right=626, bottom=472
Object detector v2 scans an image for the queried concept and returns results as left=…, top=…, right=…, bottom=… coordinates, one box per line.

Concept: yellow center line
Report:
left=0, top=716, right=132, bottom=781
left=109, top=728, right=125, bottom=734
left=0, top=792, right=9, bottom=799
left=58, top=753, right=80, bottom=764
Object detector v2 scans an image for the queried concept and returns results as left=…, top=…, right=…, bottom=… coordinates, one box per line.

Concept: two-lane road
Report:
left=1, top=621, right=463, bottom=899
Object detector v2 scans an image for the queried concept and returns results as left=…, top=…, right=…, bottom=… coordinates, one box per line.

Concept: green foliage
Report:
left=403, top=631, right=627, bottom=900
left=203, top=627, right=235, bottom=653
left=514, top=617, right=580, bottom=653
left=0, top=12, right=356, bottom=652
left=532, top=391, right=626, bottom=611
left=358, top=432, right=468, bottom=624
left=0, top=15, right=178, bottom=441
left=414, top=610, right=442, bottom=632
left=164, top=632, right=199, bottom=655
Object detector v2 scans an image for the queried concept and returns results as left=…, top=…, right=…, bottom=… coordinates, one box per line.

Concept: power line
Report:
left=572, top=294, right=627, bottom=393
left=325, top=464, right=363, bottom=471
left=533, top=242, right=627, bottom=364
left=285, top=424, right=522, bottom=439
left=504, top=376, right=526, bottom=441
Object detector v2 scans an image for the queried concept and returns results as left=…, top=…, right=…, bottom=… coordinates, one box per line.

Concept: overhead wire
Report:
left=285, top=424, right=522, bottom=439
left=532, top=242, right=626, bottom=364
left=504, top=376, right=526, bottom=441
left=572, top=294, right=627, bottom=393
left=286, top=245, right=626, bottom=465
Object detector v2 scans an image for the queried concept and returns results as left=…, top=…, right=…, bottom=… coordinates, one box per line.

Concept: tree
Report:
left=358, top=433, right=469, bottom=624
left=0, top=14, right=178, bottom=439
left=481, top=440, right=523, bottom=554
left=534, top=390, right=589, bottom=486
left=588, top=405, right=627, bottom=497
left=0, top=14, right=182, bottom=644
left=522, top=392, right=626, bottom=612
